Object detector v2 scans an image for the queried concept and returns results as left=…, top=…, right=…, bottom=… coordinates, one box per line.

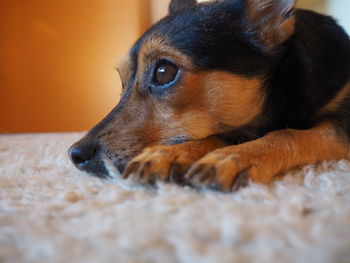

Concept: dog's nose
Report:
left=68, top=139, right=109, bottom=178
left=68, top=142, right=97, bottom=168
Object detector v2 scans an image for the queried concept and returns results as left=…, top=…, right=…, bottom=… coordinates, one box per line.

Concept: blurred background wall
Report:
left=0, top=0, right=150, bottom=133
left=0, top=0, right=349, bottom=133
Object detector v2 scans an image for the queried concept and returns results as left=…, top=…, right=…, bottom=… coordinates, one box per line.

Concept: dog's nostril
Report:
left=70, top=150, right=86, bottom=165
left=68, top=143, right=97, bottom=167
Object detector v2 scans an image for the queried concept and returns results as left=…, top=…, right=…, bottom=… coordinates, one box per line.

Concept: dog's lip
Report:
left=88, top=171, right=110, bottom=179
left=72, top=156, right=110, bottom=179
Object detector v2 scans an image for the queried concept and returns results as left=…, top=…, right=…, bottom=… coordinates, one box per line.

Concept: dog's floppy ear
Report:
left=245, top=0, right=297, bottom=49
left=169, top=0, right=197, bottom=14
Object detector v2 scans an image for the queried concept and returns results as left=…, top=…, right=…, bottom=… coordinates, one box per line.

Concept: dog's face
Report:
left=69, top=0, right=296, bottom=178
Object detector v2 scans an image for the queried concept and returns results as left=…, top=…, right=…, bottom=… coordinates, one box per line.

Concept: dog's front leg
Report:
left=185, top=121, right=349, bottom=192
left=123, top=136, right=226, bottom=185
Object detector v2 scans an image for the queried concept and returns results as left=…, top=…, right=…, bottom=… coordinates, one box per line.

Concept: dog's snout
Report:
left=68, top=136, right=129, bottom=179
left=69, top=142, right=97, bottom=167
left=68, top=140, right=109, bottom=178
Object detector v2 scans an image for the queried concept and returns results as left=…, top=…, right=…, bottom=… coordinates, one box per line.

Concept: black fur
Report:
left=265, top=10, right=350, bottom=131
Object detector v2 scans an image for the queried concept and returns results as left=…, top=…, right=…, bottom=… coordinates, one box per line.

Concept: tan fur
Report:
left=201, top=72, right=265, bottom=128
left=185, top=121, right=349, bottom=192
left=117, top=56, right=131, bottom=89
left=318, top=81, right=350, bottom=116
left=124, top=136, right=227, bottom=182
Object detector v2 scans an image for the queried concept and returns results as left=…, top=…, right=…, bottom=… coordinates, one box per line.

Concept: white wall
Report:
left=326, top=0, right=350, bottom=34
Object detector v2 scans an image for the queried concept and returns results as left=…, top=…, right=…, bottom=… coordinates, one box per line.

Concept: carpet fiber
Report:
left=1, top=133, right=350, bottom=263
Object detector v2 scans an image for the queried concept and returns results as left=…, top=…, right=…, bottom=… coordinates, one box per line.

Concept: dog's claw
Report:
left=231, top=170, right=249, bottom=192
left=146, top=173, right=157, bottom=186
left=185, top=164, right=204, bottom=180
left=138, top=161, right=152, bottom=180
left=185, top=164, right=222, bottom=190
left=169, top=163, right=184, bottom=184
left=122, top=144, right=202, bottom=186
left=123, top=161, right=139, bottom=179
left=123, top=160, right=157, bottom=185
left=184, top=152, right=253, bottom=192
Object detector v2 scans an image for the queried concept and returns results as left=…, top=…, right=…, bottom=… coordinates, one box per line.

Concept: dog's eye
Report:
left=153, top=61, right=179, bottom=86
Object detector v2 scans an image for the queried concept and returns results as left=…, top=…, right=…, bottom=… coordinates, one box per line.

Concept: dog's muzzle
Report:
left=68, top=140, right=110, bottom=178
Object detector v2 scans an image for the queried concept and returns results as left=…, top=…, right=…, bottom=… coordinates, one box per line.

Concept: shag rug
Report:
left=1, top=133, right=350, bottom=263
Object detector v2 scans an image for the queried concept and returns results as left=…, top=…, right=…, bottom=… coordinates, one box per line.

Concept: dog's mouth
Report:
left=69, top=154, right=109, bottom=179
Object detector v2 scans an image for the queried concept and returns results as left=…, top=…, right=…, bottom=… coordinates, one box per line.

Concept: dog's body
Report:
left=69, top=0, right=350, bottom=192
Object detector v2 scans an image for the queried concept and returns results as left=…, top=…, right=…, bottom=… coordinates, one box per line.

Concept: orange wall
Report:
left=0, top=0, right=150, bottom=133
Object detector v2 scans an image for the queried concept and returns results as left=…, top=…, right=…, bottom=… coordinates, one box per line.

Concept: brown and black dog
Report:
left=69, top=0, right=350, bottom=192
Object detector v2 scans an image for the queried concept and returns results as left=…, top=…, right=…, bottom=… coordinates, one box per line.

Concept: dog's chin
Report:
left=102, top=158, right=125, bottom=180
left=72, top=158, right=110, bottom=179
left=79, top=156, right=128, bottom=181
left=83, top=166, right=111, bottom=179
left=87, top=171, right=110, bottom=179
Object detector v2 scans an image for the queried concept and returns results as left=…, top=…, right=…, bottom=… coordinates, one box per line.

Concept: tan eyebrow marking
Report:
left=117, top=56, right=131, bottom=88
left=137, top=35, right=195, bottom=79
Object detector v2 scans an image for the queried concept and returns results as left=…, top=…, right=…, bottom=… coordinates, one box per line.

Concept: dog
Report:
left=69, top=0, right=350, bottom=192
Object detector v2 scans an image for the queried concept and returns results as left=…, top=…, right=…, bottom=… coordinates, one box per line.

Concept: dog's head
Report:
left=69, top=0, right=296, bottom=178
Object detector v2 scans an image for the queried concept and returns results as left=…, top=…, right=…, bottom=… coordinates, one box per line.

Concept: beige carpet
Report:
left=1, top=133, right=350, bottom=263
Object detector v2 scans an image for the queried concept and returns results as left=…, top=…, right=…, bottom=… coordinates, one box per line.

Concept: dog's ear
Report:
left=245, top=0, right=297, bottom=49
left=169, top=0, right=197, bottom=14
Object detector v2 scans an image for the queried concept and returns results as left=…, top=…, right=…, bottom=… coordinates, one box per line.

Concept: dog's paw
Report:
left=184, top=147, right=274, bottom=192
left=123, top=145, right=195, bottom=186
